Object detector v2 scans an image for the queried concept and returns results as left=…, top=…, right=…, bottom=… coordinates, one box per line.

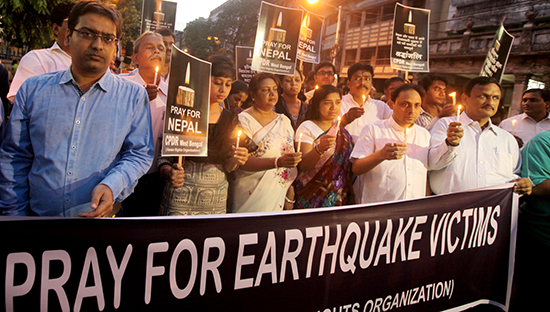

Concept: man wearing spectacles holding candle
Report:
left=428, top=76, right=531, bottom=196
left=304, top=61, right=336, bottom=102
left=339, top=62, right=392, bottom=143
left=119, top=31, right=167, bottom=216
left=0, top=1, right=154, bottom=217
left=416, top=74, right=457, bottom=131
left=499, top=88, right=550, bottom=145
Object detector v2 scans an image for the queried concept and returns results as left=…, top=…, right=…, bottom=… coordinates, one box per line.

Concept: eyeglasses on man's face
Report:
left=73, top=28, right=118, bottom=45
left=317, top=70, right=335, bottom=77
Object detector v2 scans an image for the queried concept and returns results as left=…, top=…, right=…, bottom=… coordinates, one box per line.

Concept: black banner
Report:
left=479, top=24, right=514, bottom=83
left=390, top=3, right=430, bottom=73
left=235, top=46, right=257, bottom=84
left=297, top=7, right=324, bottom=64
left=2, top=185, right=516, bottom=311
left=140, top=0, right=177, bottom=34
left=162, top=47, right=211, bottom=157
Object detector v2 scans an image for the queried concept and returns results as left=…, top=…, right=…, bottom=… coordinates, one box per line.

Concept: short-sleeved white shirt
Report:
left=351, top=117, right=430, bottom=204
left=295, top=120, right=324, bottom=145
left=499, top=113, right=550, bottom=145
left=339, top=93, right=392, bottom=143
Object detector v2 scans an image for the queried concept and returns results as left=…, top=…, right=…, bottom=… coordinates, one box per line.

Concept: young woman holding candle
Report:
left=158, top=54, right=249, bottom=216
left=231, top=72, right=301, bottom=213
left=293, top=85, right=354, bottom=209
left=275, top=68, right=309, bottom=130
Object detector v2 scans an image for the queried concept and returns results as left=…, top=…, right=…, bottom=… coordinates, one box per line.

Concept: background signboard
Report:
left=297, top=8, right=324, bottom=64
left=235, top=46, right=257, bottom=84
left=479, top=24, right=514, bottom=83
left=390, top=3, right=430, bottom=72
left=141, top=0, right=177, bottom=34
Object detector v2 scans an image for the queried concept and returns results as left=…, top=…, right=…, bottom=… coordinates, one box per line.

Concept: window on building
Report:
left=376, top=46, right=391, bottom=65
left=349, top=13, right=362, bottom=28
left=359, top=47, right=376, bottom=64
left=345, top=49, right=357, bottom=66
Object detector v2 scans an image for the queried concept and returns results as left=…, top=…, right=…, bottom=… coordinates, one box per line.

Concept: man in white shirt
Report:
left=429, top=76, right=532, bottom=195
left=500, top=88, right=550, bottom=145
left=415, top=74, right=456, bottom=131
left=119, top=31, right=167, bottom=216
left=304, top=61, right=336, bottom=102
left=340, top=62, right=392, bottom=143
left=8, top=2, right=74, bottom=102
left=351, top=84, right=439, bottom=204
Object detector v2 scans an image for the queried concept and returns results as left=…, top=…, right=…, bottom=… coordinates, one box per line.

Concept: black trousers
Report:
left=120, top=172, right=165, bottom=217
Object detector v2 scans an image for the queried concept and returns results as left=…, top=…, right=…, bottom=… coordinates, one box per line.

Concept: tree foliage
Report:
left=0, top=0, right=68, bottom=50
left=182, top=18, right=214, bottom=60
left=210, top=0, right=260, bottom=50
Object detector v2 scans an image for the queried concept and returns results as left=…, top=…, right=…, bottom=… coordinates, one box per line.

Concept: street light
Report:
left=305, top=0, right=342, bottom=66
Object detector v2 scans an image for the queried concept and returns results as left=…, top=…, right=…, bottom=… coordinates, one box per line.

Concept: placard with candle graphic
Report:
left=162, top=46, right=211, bottom=157
left=297, top=7, right=324, bottom=64
left=140, top=0, right=177, bottom=34
left=390, top=3, right=430, bottom=73
left=235, top=46, right=257, bottom=84
left=252, top=1, right=303, bottom=75
left=479, top=24, right=514, bottom=83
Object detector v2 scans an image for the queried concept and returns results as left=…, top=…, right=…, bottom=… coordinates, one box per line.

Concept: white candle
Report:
left=297, top=133, right=303, bottom=153
left=449, top=92, right=456, bottom=106
left=404, top=127, right=409, bottom=144
left=456, top=105, right=461, bottom=122
left=153, top=66, right=159, bottom=86
left=236, top=130, right=242, bottom=148
left=511, top=119, right=517, bottom=135
left=335, top=116, right=341, bottom=137
left=362, top=94, right=366, bottom=107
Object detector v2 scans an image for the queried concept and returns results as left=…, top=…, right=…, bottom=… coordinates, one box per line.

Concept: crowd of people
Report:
left=0, top=1, right=549, bottom=308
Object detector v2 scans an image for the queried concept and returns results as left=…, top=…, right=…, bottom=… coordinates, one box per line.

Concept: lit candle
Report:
left=449, top=92, right=456, bottom=106
left=315, top=85, right=319, bottom=90
left=404, top=127, right=410, bottom=144
left=236, top=130, right=242, bottom=148
left=297, top=133, right=303, bottom=153
left=456, top=105, right=461, bottom=122
left=335, top=116, right=341, bottom=137
left=362, top=94, right=366, bottom=106
left=154, top=66, right=159, bottom=85
left=511, top=119, right=517, bottom=135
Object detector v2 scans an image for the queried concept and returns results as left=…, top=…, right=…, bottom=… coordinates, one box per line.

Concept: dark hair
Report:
left=314, top=61, right=336, bottom=75
left=229, top=80, right=249, bottom=95
left=390, top=83, right=425, bottom=102
left=463, top=76, right=501, bottom=97
left=307, top=85, right=342, bottom=121
left=278, top=67, right=303, bottom=83
left=206, top=54, right=235, bottom=79
left=249, top=72, right=279, bottom=99
left=156, top=28, right=175, bottom=40
left=51, top=2, right=74, bottom=26
left=418, top=74, right=448, bottom=92
left=384, top=77, right=405, bottom=91
left=68, top=0, right=123, bottom=39
left=347, top=62, right=374, bottom=79
left=523, top=88, right=550, bottom=102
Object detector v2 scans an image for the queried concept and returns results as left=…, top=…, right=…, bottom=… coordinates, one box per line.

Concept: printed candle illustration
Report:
left=247, top=49, right=253, bottom=64
left=177, top=63, right=195, bottom=108
left=404, top=10, right=415, bottom=35
left=301, top=14, right=312, bottom=39
left=154, top=0, right=165, bottom=28
left=269, top=12, right=286, bottom=42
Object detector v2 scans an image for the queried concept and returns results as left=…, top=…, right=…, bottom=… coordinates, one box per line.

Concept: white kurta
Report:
left=120, top=68, right=167, bottom=173
left=351, top=117, right=430, bottom=204
left=429, top=113, right=521, bottom=195
left=339, top=94, right=392, bottom=143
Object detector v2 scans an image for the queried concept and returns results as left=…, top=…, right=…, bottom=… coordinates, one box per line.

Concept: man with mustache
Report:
left=119, top=31, right=167, bottom=216
left=416, top=74, right=456, bottom=130
left=0, top=0, right=154, bottom=217
left=499, top=88, right=550, bottom=145
left=339, top=62, right=392, bottom=143
left=428, top=76, right=532, bottom=196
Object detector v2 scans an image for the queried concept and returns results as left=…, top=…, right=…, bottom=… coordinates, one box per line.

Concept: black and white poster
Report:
left=140, top=0, right=177, bottom=34
left=235, top=46, right=257, bottom=84
left=2, top=185, right=517, bottom=311
left=479, top=24, right=514, bottom=83
left=162, top=46, right=211, bottom=157
left=251, top=1, right=303, bottom=75
left=297, top=7, right=324, bottom=64
left=390, top=3, right=430, bottom=72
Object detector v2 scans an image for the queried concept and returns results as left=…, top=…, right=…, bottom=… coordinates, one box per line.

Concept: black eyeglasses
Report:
left=73, top=28, right=118, bottom=45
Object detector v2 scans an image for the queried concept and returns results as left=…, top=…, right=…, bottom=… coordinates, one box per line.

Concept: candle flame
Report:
left=337, top=116, right=341, bottom=122
left=449, top=92, right=456, bottom=97
left=362, top=94, right=366, bottom=102
left=315, top=85, right=319, bottom=90
left=299, top=132, right=303, bottom=139
left=155, top=66, right=159, bottom=73
left=408, top=11, right=412, bottom=23
left=457, top=104, right=461, bottom=111
left=405, top=127, right=410, bottom=136
left=237, top=130, right=242, bottom=137
left=512, top=119, right=516, bottom=125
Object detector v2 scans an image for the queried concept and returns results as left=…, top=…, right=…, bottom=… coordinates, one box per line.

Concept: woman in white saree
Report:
left=231, top=73, right=302, bottom=213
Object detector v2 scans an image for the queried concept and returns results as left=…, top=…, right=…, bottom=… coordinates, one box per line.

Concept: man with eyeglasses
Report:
left=0, top=1, right=154, bottom=218
left=8, top=2, right=74, bottom=102
left=119, top=31, right=167, bottom=216
left=340, top=62, right=392, bottom=143
left=304, top=61, right=337, bottom=102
